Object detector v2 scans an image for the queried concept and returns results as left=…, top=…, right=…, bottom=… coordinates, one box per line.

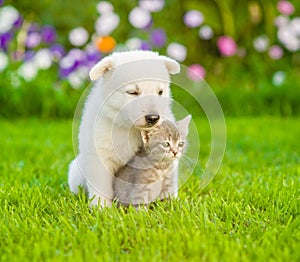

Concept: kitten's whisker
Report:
left=180, top=155, right=195, bottom=170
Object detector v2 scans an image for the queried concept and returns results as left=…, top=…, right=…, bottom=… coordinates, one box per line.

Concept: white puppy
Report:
left=68, top=50, right=180, bottom=207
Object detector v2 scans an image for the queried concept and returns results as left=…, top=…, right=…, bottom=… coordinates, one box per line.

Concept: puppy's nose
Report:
left=145, top=114, right=160, bottom=125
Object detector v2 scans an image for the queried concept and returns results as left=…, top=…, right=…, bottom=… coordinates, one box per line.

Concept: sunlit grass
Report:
left=0, top=118, right=299, bottom=261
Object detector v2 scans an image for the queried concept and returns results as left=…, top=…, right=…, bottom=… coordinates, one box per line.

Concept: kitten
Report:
left=113, top=115, right=191, bottom=207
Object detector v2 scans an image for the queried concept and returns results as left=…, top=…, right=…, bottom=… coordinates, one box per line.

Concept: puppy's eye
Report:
left=158, top=90, right=163, bottom=95
left=178, top=142, right=185, bottom=147
left=126, top=90, right=139, bottom=96
left=162, top=142, right=170, bottom=147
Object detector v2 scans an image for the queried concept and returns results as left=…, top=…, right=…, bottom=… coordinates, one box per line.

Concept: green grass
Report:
left=0, top=117, right=299, bottom=261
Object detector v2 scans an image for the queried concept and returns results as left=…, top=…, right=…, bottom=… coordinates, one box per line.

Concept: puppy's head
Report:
left=89, top=50, right=180, bottom=81
left=90, top=51, right=180, bottom=129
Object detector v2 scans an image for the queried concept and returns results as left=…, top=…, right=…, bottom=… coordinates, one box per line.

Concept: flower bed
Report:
left=0, top=0, right=300, bottom=117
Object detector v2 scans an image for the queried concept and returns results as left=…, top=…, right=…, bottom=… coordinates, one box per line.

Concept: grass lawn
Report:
left=0, top=117, right=299, bottom=261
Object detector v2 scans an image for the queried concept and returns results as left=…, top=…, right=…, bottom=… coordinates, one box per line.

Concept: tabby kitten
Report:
left=113, top=115, right=191, bottom=207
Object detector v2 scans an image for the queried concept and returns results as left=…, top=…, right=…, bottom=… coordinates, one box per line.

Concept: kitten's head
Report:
left=141, top=115, right=191, bottom=161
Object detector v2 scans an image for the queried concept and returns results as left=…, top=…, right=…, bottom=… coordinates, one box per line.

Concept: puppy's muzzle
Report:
left=145, top=114, right=160, bottom=126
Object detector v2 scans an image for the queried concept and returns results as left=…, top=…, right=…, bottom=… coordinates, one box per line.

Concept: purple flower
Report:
left=59, top=67, right=74, bottom=79
left=140, top=41, right=151, bottom=50
left=150, top=29, right=166, bottom=48
left=217, top=36, right=237, bottom=57
left=0, top=32, right=13, bottom=51
left=0, top=0, right=4, bottom=6
left=24, top=50, right=35, bottom=61
left=59, top=49, right=85, bottom=78
left=41, top=25, right=56, bottom=44
left=13, top=15, right=23, bottom=29
left=50, top=44, right=65, bottom=59
left=85, top=51, right=101, bottom=68
left=26, top=32, right=41, bottom=48
left=28, top=23, right=40, bottom=34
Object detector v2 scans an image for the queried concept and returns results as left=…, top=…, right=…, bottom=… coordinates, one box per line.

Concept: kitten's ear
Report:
left=177, top=115, right=191, bottom=137
left=140, top=130, right=150, bottom=144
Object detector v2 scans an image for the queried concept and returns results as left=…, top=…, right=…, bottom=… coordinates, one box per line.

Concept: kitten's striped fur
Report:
left=113, top=116, right=191, bottom=207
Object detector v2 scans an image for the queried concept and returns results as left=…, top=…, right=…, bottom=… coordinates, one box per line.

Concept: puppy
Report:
left=68, top=50, right=180, bottom=207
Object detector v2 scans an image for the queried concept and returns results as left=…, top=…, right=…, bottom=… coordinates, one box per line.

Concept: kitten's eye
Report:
left=162, top=142, right=170, bottom=147
left=178, top=142, right=185, bottom=147
left=126, top=90, right=139, bottom=96
left=158, top=90, right=163, bottom=95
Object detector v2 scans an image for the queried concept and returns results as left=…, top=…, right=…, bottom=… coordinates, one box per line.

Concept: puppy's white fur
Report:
left=68, top=50, right=180, bottom=207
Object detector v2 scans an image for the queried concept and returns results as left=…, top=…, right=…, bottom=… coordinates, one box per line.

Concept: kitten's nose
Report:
left=172, top=151, right=178, bottom=157
left=145, top=114, right=160, bottom=125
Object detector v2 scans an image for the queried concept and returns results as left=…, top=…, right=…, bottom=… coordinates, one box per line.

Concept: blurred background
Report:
left=0, top=0, right=299, bottom=118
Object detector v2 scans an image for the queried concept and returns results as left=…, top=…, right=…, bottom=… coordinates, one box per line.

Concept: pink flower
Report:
left=277, top=1, right=294, bottom=16
left=187, top=64, right=206, bottom=81
left=217, top=36, right=237, bottom=57
left=269, top=45, right=283, bottom=60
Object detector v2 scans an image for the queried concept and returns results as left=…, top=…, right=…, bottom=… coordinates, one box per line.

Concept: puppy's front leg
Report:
left=79, top=154, right=114, bottom=207
left=88, top=186, right=113, bottom=207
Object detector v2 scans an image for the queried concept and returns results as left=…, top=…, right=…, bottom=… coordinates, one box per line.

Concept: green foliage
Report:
left=0, top=66, right=83, bottom=118
left=1, top=0, right=300, bottom=117
left=0, top=117, right=299, bottom=261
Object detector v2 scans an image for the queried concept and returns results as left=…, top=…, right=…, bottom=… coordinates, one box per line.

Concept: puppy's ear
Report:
left=159, top=55, right=180, bottom=75
left=89, top=57, right=114, bottom=81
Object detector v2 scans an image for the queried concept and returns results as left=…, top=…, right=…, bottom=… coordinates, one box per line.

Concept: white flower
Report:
left=60, top=55, right=75, bottom=69
left=253, top=35, right=269, bottom=52
left=60, top=49, right=84, bottom=69
left=274, top=15, right=289, bottom=27
left=18, top=62, right=38, bottom=82
left=272, top=71, right=286, bottom=86
left=198, top=25, right=214, bottom=40
left=276, top=17, right=300, bottom=51
left=9, top=72, right=21, bottom=88
left=126, top=37, right=142, bottom=50
left=278, top=24, right=292, bottom=42
left=69, top=27, right=89, bottom=47
left=277, top=24, right=300, bottom=51
left=284, top=37, right=300, bottom=51
left=0, top=5, right=19, bottom=34
left=166, top=42, right=187, bottom=62
left=76, top=66, right=89, bottom=79
left=96, top=1, right=114, bottom=14
left=95, top=12, right=120, bottom=35
left=0, top=52, right=8, bottom=72
left=129, top=7, right=151, bottom=29
left=183, top=10, right=204, bottom=28
left=290, top=17, right=300, bottom=36
left=34, top=49, right=53, bottom=70
left=139, top=0, right=165, bottom=12
left=68, top=71, right=84, bottom=89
